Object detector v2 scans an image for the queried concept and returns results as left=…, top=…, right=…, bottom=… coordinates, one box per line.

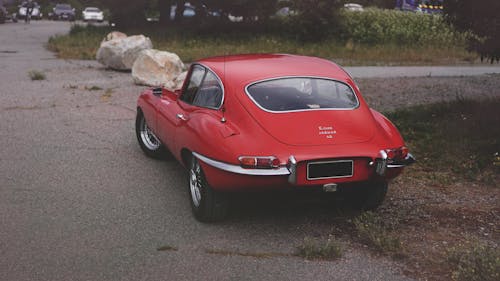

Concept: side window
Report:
left=181, top=65, right=223, bottom=109
left=192, top=71, right=223, bottom=108
left=181, top=66, right=205, bottom=104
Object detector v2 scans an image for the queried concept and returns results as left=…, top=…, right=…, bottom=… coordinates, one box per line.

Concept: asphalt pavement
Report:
left=5, top=20, right=494, bottom=281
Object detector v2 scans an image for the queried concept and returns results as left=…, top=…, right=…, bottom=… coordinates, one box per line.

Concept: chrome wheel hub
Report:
left=140, top=118, right=161, bottom=150
left=190, top=161, right=202, bottom=207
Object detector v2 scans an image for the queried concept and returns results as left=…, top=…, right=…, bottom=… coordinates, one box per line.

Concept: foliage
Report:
left=47, top=24, right=111, bottom=60
left=340, top=8, right=466, bottom=46
left=47, top=23, right=473, bottom=64
left=387, top=98, right=500, bottom=182
left=447, top=241, right=500, bottom=281
left=445, top=0, right=500, bottom=63
left=353, top=212, right=402, bottom=254
left=296, top=235, right=343, bottom=260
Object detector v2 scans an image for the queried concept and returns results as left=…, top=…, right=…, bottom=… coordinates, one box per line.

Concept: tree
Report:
left=287, top=0, right=343, bottom=41
left=100, top=0, right=148, bottom=27
left=445, top=0, right=500, bottom=63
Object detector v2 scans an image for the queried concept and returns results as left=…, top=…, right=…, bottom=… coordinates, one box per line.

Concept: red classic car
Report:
left=136, top=54, right=415, bottom=222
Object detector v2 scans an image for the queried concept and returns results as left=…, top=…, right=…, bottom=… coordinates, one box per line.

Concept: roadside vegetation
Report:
left=387, top=98, right=500, bottom=184
left=28, top=70, right=46, bottom=80
left=296, top=235, right=343, bottom=260
left=373, top=98, right=499, bottom=280
left=47, top=8, right=475, bottom=65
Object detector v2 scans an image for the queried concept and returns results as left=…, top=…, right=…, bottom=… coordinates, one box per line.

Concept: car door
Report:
left=157, top=65, right=224, bottom=158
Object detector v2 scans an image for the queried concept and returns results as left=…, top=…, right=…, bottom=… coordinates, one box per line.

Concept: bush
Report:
left=339, top=8, right=466, bottom=46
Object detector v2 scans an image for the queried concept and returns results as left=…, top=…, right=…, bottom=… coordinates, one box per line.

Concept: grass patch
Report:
left=387, top=98, right=500, bottom=183
left=447, top=241, right=500, bottom=281
left=28, top=70, right=46, bottom=81
left=353, top=212, right=402, bottom=255
left=295, top=235, right=343, bottom=260
left=47, top=21, right=475, bottom=65
left=48, top=24, right=111, bottom=60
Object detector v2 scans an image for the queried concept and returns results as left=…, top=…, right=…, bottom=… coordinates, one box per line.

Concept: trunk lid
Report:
left=247, top=108, right=375, bottom=146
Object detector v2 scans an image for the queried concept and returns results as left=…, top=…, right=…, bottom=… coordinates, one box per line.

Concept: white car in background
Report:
left=344, top=3, right=364, bottom=12
left=82, top=7, right=103, bottom=22
left=18, top=1, right=42, bottom=20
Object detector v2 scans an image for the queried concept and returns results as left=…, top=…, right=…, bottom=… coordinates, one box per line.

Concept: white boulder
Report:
left=173, top=71, right=187, bottom=90
left=132, top=49, right=185, bottom=90
left=102, top=31, right=127, bottom=42
left=96, top=34, right=153, bottom=70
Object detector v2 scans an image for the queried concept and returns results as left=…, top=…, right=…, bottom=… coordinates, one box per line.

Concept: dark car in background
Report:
left=48, top=3, right=75, bottom=21
left=0, top=3, right=17, bottom=23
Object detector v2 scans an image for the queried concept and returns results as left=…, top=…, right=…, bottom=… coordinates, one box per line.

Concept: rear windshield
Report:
left=85, top=8, right=100, bottom=12
left=246, top=77, right=359, bottom=112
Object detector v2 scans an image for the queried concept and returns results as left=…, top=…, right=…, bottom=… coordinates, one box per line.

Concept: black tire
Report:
left=342, top=182, right=388, bottom=211
left=135, top=110, right=166, bottom=159
left=188, top=155, right=227, bottom=222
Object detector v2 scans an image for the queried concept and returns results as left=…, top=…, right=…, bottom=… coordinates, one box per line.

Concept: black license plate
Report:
left=307, top=160, right=353, bottom=180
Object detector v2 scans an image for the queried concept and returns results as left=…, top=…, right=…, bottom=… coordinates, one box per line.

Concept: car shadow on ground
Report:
left=224, top=189, right=362, bottom=223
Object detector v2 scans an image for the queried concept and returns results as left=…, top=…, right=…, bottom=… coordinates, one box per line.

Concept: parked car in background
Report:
left=135, top=54, right=415, bottom=222
left=0, top=3, right=17, bottom=23
left=170, top=2, right=196, bottom=20
left=48, top=3, right=75, bottom=21
left=82, top=7, right=103, bottom=22
left=344, top=3, right=364, bottom=11
left=18, top=1, right=42, bottom=20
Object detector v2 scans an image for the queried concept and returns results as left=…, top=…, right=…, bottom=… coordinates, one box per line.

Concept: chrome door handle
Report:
left=176, top=114, right=188, bottom=121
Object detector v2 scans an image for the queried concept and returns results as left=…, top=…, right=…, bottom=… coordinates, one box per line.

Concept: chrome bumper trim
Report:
left=287, top=155, right=297, bottom=184
left=193, top=152, right=291, bottom=176
left=387, top=153, right=416, bottom=168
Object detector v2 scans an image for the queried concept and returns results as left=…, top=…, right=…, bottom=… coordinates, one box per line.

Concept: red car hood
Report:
left=247, top=107, right=376, bottom=146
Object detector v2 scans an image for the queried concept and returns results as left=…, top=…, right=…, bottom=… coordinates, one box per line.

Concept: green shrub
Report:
left=339, top=8, right=467, bottom=47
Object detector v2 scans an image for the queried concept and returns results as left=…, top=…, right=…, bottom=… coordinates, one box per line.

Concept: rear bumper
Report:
left=194, top=151, right=415, bottom=190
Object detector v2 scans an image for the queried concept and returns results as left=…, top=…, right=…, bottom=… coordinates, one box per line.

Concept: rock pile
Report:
left=97, top=32, right=187, bottom=89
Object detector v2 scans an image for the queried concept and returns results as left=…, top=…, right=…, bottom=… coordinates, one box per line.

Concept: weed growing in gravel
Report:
left=100, top=88, right=113, bottom=102
left=296, top=235, right=343, bottom=260
left=353, top=212, right=402, bottom=255
left=447, top=240, right=500, bottom=281
left=28, top=70, right=46, bottom=81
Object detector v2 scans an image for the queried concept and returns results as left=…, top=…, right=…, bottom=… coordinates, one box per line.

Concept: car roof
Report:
left=197, top=54, right=352, bottom=85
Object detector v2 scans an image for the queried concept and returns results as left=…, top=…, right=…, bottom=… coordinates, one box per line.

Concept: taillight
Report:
left=384, top=146, right=409, bottom=160
left=238, top=156, right=281, bottom=169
